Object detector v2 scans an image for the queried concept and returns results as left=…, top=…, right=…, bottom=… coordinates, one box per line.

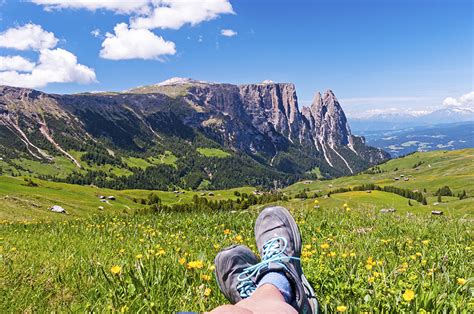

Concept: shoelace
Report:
left=236, top=236, right=300, bottom=298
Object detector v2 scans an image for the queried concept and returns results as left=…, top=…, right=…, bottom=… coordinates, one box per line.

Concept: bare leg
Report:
left=208, top=284, right=297, bottom=314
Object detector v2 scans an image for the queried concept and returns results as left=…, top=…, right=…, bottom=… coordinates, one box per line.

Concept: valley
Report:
left=1, top=149, right=472, bottom=312
left=359, top=121, right=474, bottom=157
left=0, top=81, right=388, bottom=191
left=1, top=148, right=472, bottom=222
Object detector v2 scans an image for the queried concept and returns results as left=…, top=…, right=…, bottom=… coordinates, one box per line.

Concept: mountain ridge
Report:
left=0, top=80, right=389, bottom=190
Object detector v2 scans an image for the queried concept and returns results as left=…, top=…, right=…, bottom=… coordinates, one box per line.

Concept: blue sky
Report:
left=0, top=0, right=472, bottom=116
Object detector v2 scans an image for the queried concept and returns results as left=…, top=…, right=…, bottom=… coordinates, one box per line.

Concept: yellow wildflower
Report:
left=235, top=235, right=243, bottom=242
left=422, top=240, right=430, bottom=245
left=209, top=265, right=216, bottom=271
left=336, top=305, right=347, bottom=312
left=201, top=274, right=211, bottom=281
left=366, top=256, right=376, bottom=270
left=136, top=254, right=143, bottom=259
left=187, top=260, right=204, bottom=269
left=179, top=258, right=186, bottom=265
left=320, top=243, right=330, bottom=249
left=223, top=229, right=231, bottom=235
left=204, top=288, right=212, bottom=297
left=402, top=289, right=415, bottom=302
left=110, top=265, right=122, bottom=275
left=457, top=278, right=466, bottom=285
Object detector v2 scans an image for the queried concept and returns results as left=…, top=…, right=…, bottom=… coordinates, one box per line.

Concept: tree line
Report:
left=137, top=191, right=289, bottom=214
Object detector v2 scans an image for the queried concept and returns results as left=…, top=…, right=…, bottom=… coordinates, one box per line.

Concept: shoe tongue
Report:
left=263, top=238, right=285, bottom=260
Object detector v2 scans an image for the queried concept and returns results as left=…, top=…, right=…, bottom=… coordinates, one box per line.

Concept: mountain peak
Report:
left=156, top=77, right=210, bottom=86
left=323, top=89, right=337, bottom=101
left=312, top=92, right=322, bottom=106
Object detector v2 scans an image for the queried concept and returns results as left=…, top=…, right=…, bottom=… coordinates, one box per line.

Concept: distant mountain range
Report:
left=350, top=107, right=474, bottom=132
left=360, top=121, right=474, bottom=157
left=0, top=78, right=388, bottom=190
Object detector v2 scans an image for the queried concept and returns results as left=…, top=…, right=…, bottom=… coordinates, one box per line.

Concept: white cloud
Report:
left=130, top=0, right=234, bottom=30
left=32, top=0, right=234, bottom=30
left=221, top=28, right=237, bottom=37
left=0, top=24, right=95, bottom=88
left=0, top=56, right=35, bottom=71
left=442, top=97, right=458, bottom=107
left=100, top=23, right=176, bottom=60
left=30, top=0, right=151, bottom=14
left=443, top=91, right=474, bottom=109
left=0, top=48, right=96, bottom=88
left=0, top=23, right=58, bottom=50
left=90, top=28, right=101, bottom=38
left=30, top=1, right=235, bottom=61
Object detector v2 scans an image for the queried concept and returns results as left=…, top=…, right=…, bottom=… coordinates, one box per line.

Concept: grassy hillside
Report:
left=0, top=149, right=472, bottom=312
left=1, top=149, right=472, bottom=222
left=0, top=176, right=254, bottom=222
left=286, top=149, right=474, bottom=216
left=197, top=147, right=231, bottom=158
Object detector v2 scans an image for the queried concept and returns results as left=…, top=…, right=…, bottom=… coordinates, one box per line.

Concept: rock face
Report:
left=0, top=79, right=389, bottom=183
left=178, top=81, right=389, bottom=175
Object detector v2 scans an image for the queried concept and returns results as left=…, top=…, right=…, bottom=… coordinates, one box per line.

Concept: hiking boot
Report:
left=214, top=245, right=259, bottom=304
left=253, top=206, right=319, bottom=313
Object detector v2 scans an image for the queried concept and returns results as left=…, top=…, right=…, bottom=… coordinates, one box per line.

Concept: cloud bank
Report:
left=0, top=23, right=58, bottom=50
left=0, top=24, right=96, bottom=88
left=100, top=23, right=176, bottom=60
left=31, top=0, right=235, bottom=60
left=443, top=91, right=474, bottom=109
left=0, top=56, right=36, bottom=72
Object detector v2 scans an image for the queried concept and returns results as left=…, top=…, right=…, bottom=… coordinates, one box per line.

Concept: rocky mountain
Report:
left=350, top=107, right=474, bottom=132
left=0, top=79, right=389, bottom=190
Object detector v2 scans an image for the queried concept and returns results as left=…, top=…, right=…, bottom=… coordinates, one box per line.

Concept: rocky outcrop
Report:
left=0, top=80, right=389, bottom=178
left=179, top=81, right=389, bottom=174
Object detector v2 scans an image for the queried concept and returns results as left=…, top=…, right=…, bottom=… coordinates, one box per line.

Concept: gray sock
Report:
left=257, top=271, right=295, bottom=304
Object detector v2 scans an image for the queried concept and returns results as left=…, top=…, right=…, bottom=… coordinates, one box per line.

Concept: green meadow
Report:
left=0, top=149, right=473, bottom=312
